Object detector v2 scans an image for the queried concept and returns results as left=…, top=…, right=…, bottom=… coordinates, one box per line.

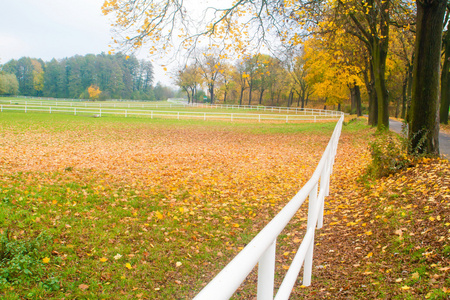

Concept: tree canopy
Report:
left=0, top=53, right=166, bottom=100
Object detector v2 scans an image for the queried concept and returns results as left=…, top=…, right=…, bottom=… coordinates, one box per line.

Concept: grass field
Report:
left=2, top=110, right=448, bottom=299
left=0, top=111, right=367, bottom=299
left=0, top=97, right=341, bottom=123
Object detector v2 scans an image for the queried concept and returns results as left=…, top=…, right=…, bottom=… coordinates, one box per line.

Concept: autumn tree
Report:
left=388, top=26, right=415, bottom=120
left=216, top=63, right=236, bottom=104
left=233, top=60, right=249, bottom=106
left=303, top=34, right=365, bottom=112
left=175, top=64, right=202, bottom=104
left=88, top=84, right=102, bottom=100
left=0, top=73, right=19, bottom=95
left=409, top=0, right=447, bottom=155
left=196, top=50, right=225, bottom=104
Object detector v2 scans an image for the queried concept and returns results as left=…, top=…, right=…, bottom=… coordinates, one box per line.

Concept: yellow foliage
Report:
left=88, top=84, right=102, bottom=100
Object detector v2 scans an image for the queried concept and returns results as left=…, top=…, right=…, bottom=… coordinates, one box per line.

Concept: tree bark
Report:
left=372, top=39, right=390, bottom=130
left=258, top=88, right=265, bottom=105
left=354, top=84, right=362, bottom=116
left=239, top=87, right=244, bottom=106
left=363, top=61, right=378, bottom=126
left=248, top=80, right=253, bottom=105
left=440, top=30, right=450, bottom=124
left=409, top=0, right=446, bottom=155
left=208, top=83, right=215, bottom=104
left=350, top=85, right=356, bottom=114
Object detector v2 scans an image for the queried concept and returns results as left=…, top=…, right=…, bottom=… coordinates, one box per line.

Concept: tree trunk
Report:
left=209, top=83, right=214, bottom=104
left=404, top=53, right=414, bottom=121
left=401, top=76, right=407, bottom=119
left=350, top=85, right=356, bottom=114
left=183, top=87, right=191, bottom=104
left=239, top=87, right=244, bottom=106
left=259, top=88, right=265, bottom=105
left=440, top=30, right=450, bottom=124
left=223, top=90, right=227, bottom=104
left=288, top=89, right=293, bottom=107
left=354, top=84, right=362, bottom=116
left=363, top=59, right=378, bottom=126
left=372, top=39, right=390, bottom=130
left=409, top=0, right=445, bottom=155
left=248, top=80, right=253, bottom=105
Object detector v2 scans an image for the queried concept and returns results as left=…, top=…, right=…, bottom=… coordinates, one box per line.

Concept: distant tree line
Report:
left=0, top=53, right=175, bottom=100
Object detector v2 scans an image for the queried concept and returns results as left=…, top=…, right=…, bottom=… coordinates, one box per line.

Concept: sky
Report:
left=0, top=0, right=173, bottom=86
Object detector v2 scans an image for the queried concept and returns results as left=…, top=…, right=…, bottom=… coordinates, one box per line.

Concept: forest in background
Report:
left=0, top=53, right=175, bottom=101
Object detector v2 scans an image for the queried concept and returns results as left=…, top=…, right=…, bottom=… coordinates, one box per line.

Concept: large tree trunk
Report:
left=363, top=59, right=378, bottom=126
left=409, top=0, right=446, bottom=155
left=440, top=30, right=450, bottom=124
left=372, top=39, right=390, bottom=130
left=403, top=55, right=414, bottom=120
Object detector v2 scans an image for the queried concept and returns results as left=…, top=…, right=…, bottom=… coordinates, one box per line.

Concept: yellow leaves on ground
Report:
left=100, top=257, right=108, bottom=262
left=125, top=263, right=132, bottom=270
left=155, top=211, right=164, bottom=220
left=42, top=257, right=50, bottom=264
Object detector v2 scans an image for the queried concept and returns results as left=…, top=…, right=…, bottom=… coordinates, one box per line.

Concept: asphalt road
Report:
left=389, top=118, right=450, bottom=159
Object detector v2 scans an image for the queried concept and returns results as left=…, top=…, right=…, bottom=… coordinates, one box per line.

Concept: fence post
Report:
left=177, top=112, right=180, bottom=120
left=303, top=183, right=318, bottom=286
left=204, top=113, right=206, bottom=121
left=257, top=241, right=276, bottom=300
left=100, top=109, right=102, bottom=117
left=25, top=105, right=27, bottom=113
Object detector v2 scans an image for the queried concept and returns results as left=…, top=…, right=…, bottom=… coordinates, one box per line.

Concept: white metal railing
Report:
left=194, top=115, right=344, bottom=300
left=0, top=104, right=341, bottom=123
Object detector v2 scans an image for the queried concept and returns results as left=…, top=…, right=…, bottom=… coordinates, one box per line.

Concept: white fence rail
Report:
left=0, top=104, right=341, bottom=123
left=194, top=115, right=344, bottom=300
left=1, top=98, right=342, bottom=117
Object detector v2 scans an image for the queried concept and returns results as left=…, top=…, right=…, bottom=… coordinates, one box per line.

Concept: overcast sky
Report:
left=0, top=0, right=173, bottom=86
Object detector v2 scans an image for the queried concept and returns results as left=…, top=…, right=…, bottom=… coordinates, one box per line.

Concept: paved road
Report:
left=389, top=118, right=450, bottom=159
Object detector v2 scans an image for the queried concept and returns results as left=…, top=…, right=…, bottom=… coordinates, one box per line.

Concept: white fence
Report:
left=1, top=99, right=341, bottom=117
left=0, top=104, right=341, bottom=123
left=194, top=115, right=344, bottom=299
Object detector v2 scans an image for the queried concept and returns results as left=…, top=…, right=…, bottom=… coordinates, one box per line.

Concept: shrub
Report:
left=366, top=131, right=413, bottom=178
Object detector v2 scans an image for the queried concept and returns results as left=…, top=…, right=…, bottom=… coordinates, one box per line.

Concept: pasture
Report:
left=0, top=108, right=370, bottom=299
